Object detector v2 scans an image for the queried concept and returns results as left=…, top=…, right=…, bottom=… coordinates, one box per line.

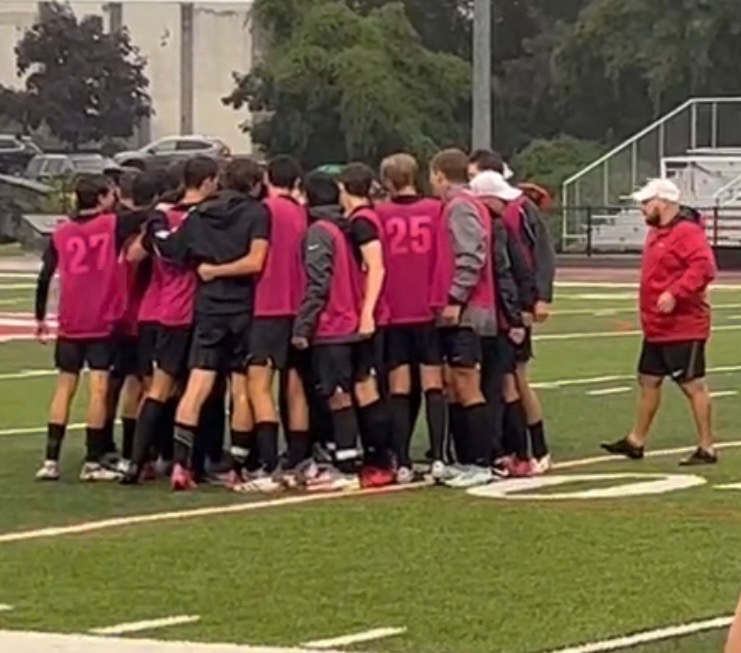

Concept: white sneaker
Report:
left=531, top=454, right=553, bottom=476
left=232, top=473, right=283, bottom=494
left=79, top=462, right=122, bottom=482
left=35, top=460, right=60, bottom=481
left=430, top=460, right=447, bottom=483
left=445, top=466, right=493, bottom=489
left=396, top=466, right=414, bottom=485
left=116, top=459, right=132, bottom=476
left=306, top=467, right=360, bottom=492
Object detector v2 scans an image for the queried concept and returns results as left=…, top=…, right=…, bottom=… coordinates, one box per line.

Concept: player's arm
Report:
left=448, top=200, right=486, bottom=305
left=34, top=239, right=58, bottom=339
left=147, top=210, right=192, bottom=265
left=668, top=224, right=717, bottom=300
left=493, top=221, right=523, bottom=328
left=293, top=226, right=333, bottom=342
left=523, top=202, right=556, bottom=303
left=352, top=217, right=385, bottom=326
left=506, top=226, right=537, bottom=313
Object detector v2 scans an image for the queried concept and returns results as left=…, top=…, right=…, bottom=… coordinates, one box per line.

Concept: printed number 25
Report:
left=386, top=216, right=432, bottom=255
left=66, top=233, right=111, bottom=275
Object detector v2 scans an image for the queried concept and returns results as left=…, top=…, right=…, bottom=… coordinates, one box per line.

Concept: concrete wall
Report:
left=0, top=1, right=254, bottom=151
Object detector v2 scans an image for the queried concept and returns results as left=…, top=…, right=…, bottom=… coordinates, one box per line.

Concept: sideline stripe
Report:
left=301, top=627, right=406, bottom=649
left=711, top=390, right=738, bottom=398
left=556, top=282, right=741, bottom=290
left=541, top=615, right=732, bottom=653
left=0, top=605, right=12, bottom=612
left=0, top=423, right=83, bottom=437
left=537, top=324, right=741, bottom=341
left=586, top=387, right=631, bottom=397
left=0, top=369, right=54, bottom=381
left=90, top=616, right=200, bottom=636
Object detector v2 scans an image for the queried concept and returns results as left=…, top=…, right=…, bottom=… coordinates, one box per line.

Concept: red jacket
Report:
left=640, top=215, right=716, bottom=343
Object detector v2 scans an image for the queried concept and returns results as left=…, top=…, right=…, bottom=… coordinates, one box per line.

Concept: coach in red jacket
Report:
left=602, top=178, right=717, bottom=465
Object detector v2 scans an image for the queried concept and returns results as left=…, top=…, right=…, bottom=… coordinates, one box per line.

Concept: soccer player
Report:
left=337, top=163, right=395, bottom=487
left=151, top=157, right=270, bottom=491
left=428, top=148, right=498, bottom=488
left=120, top=157, right=218, bottom=485
left=468, top=149, right=514, bottom=181
left=197, top=155, right=310, bottom=485
left=601, top=179, right=717, bottom=465
left=375, top=153, right=447, bottom=482
left=34, top=175, right=146, bottom=481
left=469, top=159, right=556, bottom=473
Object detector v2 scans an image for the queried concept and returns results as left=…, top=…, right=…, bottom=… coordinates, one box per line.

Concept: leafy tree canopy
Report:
left=0, top=1, right=151, bottom=149
left=224, top=0, right=470, bottom=167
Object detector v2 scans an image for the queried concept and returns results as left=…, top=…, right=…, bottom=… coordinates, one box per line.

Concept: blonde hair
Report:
left=380, top=153, right=418, bottom=191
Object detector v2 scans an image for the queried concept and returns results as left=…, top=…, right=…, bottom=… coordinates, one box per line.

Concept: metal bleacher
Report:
left=562, top=97, right=741, bottom=252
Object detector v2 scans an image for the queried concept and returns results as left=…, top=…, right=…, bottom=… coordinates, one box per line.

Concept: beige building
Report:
left=0, top=1, right=256, bottom=151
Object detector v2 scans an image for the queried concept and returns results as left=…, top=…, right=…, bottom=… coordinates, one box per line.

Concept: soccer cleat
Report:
left=35, top=460, right=60, bottom=481
left=360, top=466, right=396, bottom=489
left=231, top=471, right=283, bottom=494
left=430, top=460, right=448, bottom=483
left=445, top=466, right=494, bottom=489
left=140, top=461, right=158, bottom=481
left=531, top=454, right=553, bottom=476
left=80, top=462, right=122, bottom=482
left=396, top=466, right=415, bottom=485
left=306, top=469, right=360, bottom=492
left=600, top=437, right=644, bottom=460
left=507, top=457, right=532, bottom=478
left=116, top=459, right=132, bottom=476
left=679, top=447, right=718, bottom=466
left=99, top=451, right=121, bottom=470
left=492, top=461, right=510, bottom=479
left=170, top=463, right=197, bottom=491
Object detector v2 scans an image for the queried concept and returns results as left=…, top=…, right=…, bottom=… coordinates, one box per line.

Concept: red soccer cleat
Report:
left=170, top=463, right=197, bottom=491
left=507, top=458, right=533, bottom=478
left=359, top=466, right=396, bottom=489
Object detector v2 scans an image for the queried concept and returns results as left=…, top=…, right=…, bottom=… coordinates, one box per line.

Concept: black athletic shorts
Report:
left=385, top=323, right=443, bottom=369
left=189, top=312, right=251, bottom=373
left=439, top=327, right=482, bottom=368
left=249, top=316, right=296, bottom=370
left=55, top=337, right=115, bottom=375
left=137, top=322, right=158, bottom=378
left=312, top=337, right=380, bottom=397
left=638, top=339, right=706, bottom=383
left=154, top=325, right=192, bottom=379
left=513, top=326, right=533, bottom=364
left=482, top=334, right=516, bottom=380
left=111, top=335, right=139, bottom=379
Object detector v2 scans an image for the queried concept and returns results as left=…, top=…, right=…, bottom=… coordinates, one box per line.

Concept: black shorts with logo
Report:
left=112, top=335, right=139, bottom=380
left=385, top=323, right=443, bottom=369
left=55, top=337, right=115, bottom=375
left=638, top=339, right=706, bottom=383
left=439, top=327, right=482, bottom=369
left=249, top=316, right=297, bottom=370
left=189, top=312, right=251, bottom=373
left=312, top=336, right=381, bottom=397
left=482, top=334, right=517, bottom=379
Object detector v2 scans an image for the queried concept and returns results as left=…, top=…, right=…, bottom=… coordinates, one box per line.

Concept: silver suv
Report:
left=113, top=135, right=231, bottom=170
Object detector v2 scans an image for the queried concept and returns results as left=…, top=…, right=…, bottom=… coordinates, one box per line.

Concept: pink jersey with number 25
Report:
left=53, top=213, right=121, bottom=339
left=375, top=197, right=442, bottom=325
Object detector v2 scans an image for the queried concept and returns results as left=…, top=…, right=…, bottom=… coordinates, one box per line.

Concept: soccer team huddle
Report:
left=33, top=146, right=556, bottom=492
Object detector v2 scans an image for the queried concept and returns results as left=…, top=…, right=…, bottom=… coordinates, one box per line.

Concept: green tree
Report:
left=225, top=0, right=470, bottom=167
left=0, top=1, right=151, bottom=149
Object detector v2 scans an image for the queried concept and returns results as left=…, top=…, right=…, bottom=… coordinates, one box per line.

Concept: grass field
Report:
left=0, top=270, right=740, bottom=653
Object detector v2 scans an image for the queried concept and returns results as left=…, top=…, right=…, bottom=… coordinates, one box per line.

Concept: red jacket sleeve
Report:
left=668, top=223, right=716, bottom=300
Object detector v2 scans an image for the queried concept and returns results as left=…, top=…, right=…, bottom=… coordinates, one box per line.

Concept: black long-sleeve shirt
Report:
left=522, top=198, right=556, bottom=303
left=34, top=209, right=150, bottom=321
left=492, top=220, right=524, bottom=329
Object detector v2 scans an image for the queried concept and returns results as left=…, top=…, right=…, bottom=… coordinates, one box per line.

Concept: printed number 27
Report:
left=386, top=215, right=432, bottom=255
left=66, top=233, right=111, bottom=274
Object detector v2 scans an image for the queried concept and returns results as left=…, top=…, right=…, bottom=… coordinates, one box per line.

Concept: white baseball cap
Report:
left=632, top=178, right=681, bottom=204
left=470, top=171, right=522, bottom=201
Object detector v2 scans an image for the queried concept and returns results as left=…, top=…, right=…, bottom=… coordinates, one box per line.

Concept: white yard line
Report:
left=557, top=282, right=741, bottom=290
left=0, top=369, right=55, bottom=381
left=0, top=422, right=83, bottom=437
left=0, top=284, right=35, bottom=290
left=711, top=390, right=738, bottom=398
left=537, top=324, right=741, bottom=341
left=0, top=605, right=12, bottom=612
left=586, top=387, right=631, bottom=397
left=0, top=273, right=37, bottom=279
left=301, top=627, right=406, bottom=649
left=90, top=615, right=200, bottom=636
left=540, top=615, right=732, bottom=653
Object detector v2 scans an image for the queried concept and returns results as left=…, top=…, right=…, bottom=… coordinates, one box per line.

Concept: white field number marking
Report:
left=467, top=474, right=706, bottom=500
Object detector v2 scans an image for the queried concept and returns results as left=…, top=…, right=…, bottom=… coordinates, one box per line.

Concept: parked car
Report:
left=0, top=135, right=42, bottom=175
left=113, top=135, right=231, bottom=170
left=25, top=153, right=122, bottom=182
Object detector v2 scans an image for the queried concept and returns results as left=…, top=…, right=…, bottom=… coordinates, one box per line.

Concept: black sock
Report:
left=505, top=401, right=529, bottom=459
left=85, top=427, right=105, bottom=463
left=203, top=387, right=226, bottom=463
left=173, top=423, right=196, bottom=468
left=388, top=394, right=412, bottom=467
left=131, top=398, right=164, bottom=467
left=121, top=417, right=136, bottom=461
left=424, top=389, right=447, bottom=462
left=465, top=403, right=493, bottom=467
left=230, top=429, right=254, bottom=472
left=332, top=407, right=359, bottom=474
left=529, top=420, right=549, bottom=458
left=358, top=400, right=393, bottom=469
left=256, top=421, right=280, bottom=472
left=102, top=418, right=116, bottom=454
left=45, top=423, right=66, bottom=461
left=287, top=430, right=310, bottom=468
left=450, top=403, right=470, bottom=464
left=157, top=398, right=177, bottom=462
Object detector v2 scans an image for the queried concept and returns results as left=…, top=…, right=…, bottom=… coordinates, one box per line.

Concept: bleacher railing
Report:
left=561, top=97, right=741, bottom=249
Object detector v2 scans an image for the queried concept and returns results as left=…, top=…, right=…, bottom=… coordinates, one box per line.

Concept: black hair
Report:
left=267, top=155, right=302, bottom=190
left=469, top=148, right=505, bottom=174
left=303, top=171, right=340, bottom=207
left=338, top=162, right=375, bottom=198
left=74, top=174, right=112, bottom=211
left=131, top=171, right=161, bottom=208
left=183, top=155, right=219, bottom=190
left=224, top=157, right=264, bottom=195
left=118, top=170, right=140, bottom=201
